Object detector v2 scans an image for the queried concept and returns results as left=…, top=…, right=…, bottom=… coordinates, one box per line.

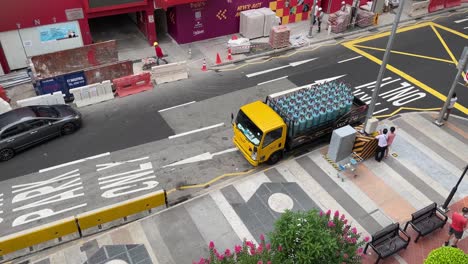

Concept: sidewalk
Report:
left=18, top=112, right=467, bottom=264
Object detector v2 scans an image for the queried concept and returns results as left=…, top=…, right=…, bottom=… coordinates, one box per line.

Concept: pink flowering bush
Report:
left=269, top=209, right=367, bottom=264
left=195, top=234, right=277, bottom=264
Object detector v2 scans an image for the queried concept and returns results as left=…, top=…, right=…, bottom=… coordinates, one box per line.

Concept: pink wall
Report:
left=167, top=0, right=271, bottom=44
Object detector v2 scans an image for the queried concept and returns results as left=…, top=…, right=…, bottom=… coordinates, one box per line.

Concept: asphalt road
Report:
left=0, top=10, right=467, bottom=237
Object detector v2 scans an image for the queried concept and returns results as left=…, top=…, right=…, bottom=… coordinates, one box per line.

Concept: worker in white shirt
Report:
left=313, top=7, right=324, bottom=33
left=443, top=92, right=458, bottom=121
left=375, top=128, right=388, bottom=162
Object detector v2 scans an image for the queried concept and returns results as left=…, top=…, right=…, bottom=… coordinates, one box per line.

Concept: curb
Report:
left=210, top=5, right=467, bottom=69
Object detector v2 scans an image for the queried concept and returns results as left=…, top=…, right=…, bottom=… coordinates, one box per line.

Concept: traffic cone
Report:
left=215, top=53, right=222, bottom=64
left=201, top=59, right=207, bottom=71
left=227, top=48, right=233, bottom=61
left=231, top=35, right=238, bottom=40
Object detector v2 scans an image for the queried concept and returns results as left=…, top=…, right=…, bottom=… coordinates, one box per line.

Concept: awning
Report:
left=155, top=0, right=206, bottom=9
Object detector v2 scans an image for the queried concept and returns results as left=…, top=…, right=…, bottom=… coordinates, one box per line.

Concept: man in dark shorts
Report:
left=445, top=207, right=468, bottom=247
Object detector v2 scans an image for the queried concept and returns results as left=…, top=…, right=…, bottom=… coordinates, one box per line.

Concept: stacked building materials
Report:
left=267, top=81, right=354, bottom=137
left=257, top=7, right=277, bottom=37
left=356, top=10, right=375, bottom=28
left=240, top=10, right=265, bottom=39
left=0, top=70, right=31, bottom=88
left=269, top=25, right=290, bottom=49
left=328, top=7, right=352, bottom=33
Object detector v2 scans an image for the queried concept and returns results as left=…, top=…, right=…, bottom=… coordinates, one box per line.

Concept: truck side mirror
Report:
left=231, top=113, right=234, bottom=124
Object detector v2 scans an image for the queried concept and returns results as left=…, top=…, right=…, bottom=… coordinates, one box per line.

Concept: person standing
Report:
left=153, top=42, right=168, bottom=65
left=385, top=126, right=396, bottom=158
left=445, top=207, right=468, bottom=248
left=443, top=93, right=457, bottom=121
left=313, top=7, right=324, bottom=33
left=375, top=128, right=388, bottom=162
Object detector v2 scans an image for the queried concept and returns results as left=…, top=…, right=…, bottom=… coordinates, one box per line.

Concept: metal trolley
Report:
left=337, top=152, right=364, bottom=181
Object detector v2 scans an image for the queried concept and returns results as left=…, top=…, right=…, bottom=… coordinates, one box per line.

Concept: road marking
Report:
left=454, top=17, right=468, bottom=23
left=158, top=101, right=196, bottom=112
left=163, top=148, right=238, bottom=168
left=257, top=76, right=288, bottom=85
left=246, top=58, right=317, bottom=77
left=430, top=25, right=458, bottom=64
left=269, top=74, right=347, bottom=98
left=353, top=44, right=455, bottom=64
left=373, top=108, right=389, bottom=115
left=342, top=22, right=468, bottom=115
left=338, top=56, right=362, bottom=63
left=96, top=156, right=150, bottom=171
left=464, top=27, right=468, bottom=29
left=39, top=152, right=110, bottom=173
left=168, top=123, right=224, bottom=139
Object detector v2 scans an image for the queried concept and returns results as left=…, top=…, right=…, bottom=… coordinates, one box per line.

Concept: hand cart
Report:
left=337, top=152, right=364, bottom=181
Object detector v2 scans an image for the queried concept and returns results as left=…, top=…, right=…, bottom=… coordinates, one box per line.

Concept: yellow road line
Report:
left=373, top=107, right=441, bottom=118
left=430, top=24, right=459, bottom=65
left=342, top=43, right=468, bottom=115
left=432, top=23, right=468, bottom=39
left=353, top=44, right=455, bottom=64
left=178, top=168, right=257, bottom=190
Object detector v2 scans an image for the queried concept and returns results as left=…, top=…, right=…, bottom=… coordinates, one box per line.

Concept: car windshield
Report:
left=235, top=110, right=263, bottom=146
left=30, top=106, right=59, bottom=118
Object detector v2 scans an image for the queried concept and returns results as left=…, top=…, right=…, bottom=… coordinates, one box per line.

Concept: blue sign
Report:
left=39, top=22, right=79, bottom=42
left=64, top=71, right=87, bottom=89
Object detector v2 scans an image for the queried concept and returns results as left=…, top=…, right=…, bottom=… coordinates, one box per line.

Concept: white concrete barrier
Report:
left=69, top=80, right=114, bottom=108
left=16, top=91, right=65, bottom=107
left=0, top=98, right=12, bottom=114
left=409, top=0, right=429, bottom=17
left=152, top=61, right=189, bottom=84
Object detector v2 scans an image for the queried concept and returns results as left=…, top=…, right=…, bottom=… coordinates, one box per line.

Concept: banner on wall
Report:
left=38, top=22, right=79, bottom=42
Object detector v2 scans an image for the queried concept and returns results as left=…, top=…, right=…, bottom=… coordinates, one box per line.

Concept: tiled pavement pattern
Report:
left=21, top=112, right=468, bottom=264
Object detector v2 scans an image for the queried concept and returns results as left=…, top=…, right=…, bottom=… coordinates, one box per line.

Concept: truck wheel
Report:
left=267, top=151, right=283, bottom=165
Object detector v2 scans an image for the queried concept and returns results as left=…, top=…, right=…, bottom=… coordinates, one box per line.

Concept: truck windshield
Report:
left=235, top=110, right=263, bottom=146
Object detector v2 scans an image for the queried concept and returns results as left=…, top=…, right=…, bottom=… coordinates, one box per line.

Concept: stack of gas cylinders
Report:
left=267, top=81, right=354, bottom=137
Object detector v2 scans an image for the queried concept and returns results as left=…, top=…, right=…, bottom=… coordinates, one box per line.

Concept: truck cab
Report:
left=232, top=101, right=287, bottom=166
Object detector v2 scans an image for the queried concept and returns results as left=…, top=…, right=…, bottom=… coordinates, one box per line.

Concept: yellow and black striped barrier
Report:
left=352, top=133, right=378, bottom=160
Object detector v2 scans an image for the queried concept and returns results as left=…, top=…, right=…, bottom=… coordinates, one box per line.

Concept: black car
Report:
left=0, top=105, right=82, bottom=161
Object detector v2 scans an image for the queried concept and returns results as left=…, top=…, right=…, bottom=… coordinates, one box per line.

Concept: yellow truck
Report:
left=231, top=82, right=368, bottom=166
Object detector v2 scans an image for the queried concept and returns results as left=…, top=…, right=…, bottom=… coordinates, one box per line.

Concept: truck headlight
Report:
left=251, top=146, right=258, bottom=160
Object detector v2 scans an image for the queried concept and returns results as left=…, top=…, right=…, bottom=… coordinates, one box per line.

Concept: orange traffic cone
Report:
left=227, top=48, right=233, bottom=61
left=231, top=35, right=238, bottom=40
left=216, top=53, right=222, bottom=64
left=201, top=59, right=207, bottom=71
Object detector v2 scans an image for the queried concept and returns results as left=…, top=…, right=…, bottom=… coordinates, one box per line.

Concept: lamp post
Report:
left=441, top=165, right=468, bottom=212
left=362, top=0, right=405, bottom=132
left=308, top=0, right=318, bottom=38
left=434, top=46, right=468, bottom=127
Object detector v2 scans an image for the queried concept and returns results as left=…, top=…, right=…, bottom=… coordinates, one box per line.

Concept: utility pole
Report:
left=434, top=46, right=468, bottom=126
left=362, top=0, right=405, bottom=131
left=308, top=0, right=317, bottom=38
left=441, top=165, right=468, bottom=212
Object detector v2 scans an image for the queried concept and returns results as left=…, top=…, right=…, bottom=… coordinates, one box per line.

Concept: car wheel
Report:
left=61, top=123, right=76, bottom=135
left=0, top=148, right=15, bottom=161
left=267, top=151, right=283, bottom=165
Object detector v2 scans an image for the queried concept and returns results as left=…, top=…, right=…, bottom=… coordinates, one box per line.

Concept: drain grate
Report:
left=368, top=28, right=379, bottom=32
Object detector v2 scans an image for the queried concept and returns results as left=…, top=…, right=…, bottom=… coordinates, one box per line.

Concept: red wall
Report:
left=0, top=0, right=92, bottom=44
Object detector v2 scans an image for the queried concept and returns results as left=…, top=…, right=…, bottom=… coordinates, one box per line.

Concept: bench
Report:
left=364, top=223, right=410, bottom=264
left=404, top=202, right=447, bottom=243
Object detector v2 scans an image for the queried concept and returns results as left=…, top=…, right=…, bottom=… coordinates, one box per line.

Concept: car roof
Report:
left=0, top=107, right=36, bottom=130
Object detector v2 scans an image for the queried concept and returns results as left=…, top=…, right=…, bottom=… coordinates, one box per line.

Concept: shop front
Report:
left=166, top=0, right=320, bottom=44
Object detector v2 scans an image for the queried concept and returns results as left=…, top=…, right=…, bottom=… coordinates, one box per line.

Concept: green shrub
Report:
left=268, top=209, right=367, bottom=264
left=424, top=246, right=468, bottom=264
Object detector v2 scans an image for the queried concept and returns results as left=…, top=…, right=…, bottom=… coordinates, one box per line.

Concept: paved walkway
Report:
left=17, top=112, right=467, bottom=264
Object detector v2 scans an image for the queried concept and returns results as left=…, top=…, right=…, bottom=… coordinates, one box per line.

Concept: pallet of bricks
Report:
left=328, top=6, right=352, bottom=33
left=269, top=25, right=290, bottom=49
left=356, top=10, right=375, bottom=27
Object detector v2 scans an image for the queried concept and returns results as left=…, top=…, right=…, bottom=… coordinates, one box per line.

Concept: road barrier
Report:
left=0, top=190, right=167, bottom=262
left=76, top=190, right=167, bottom=236
left=0, top=98, right=11, bottom=114
left=16, top=91, right=65, bottom=107
left=409, top=0, right=429, bottom=17
left=69, top=80, right=114, bottom=108
left=0, top=217, right=79, bottom=262
left=113, top=72, right=153, bottom=97
left=151, top=61, right=189, bottom=85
